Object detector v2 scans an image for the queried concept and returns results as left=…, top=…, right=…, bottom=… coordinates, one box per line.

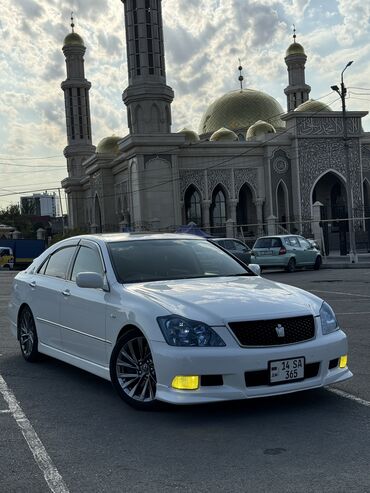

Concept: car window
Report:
left=71, top=246, right=104, bottom=281
left=43, top=246, right=76, bottom=279
left=288, top=236, right=300, bottom=247
left=222, top=240, right=235, bottom=250
left=109, top=239, right=251, bottom=283
left=254, top=238, right=282, bottom=248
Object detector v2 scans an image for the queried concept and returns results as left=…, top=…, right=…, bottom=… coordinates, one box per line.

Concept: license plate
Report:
left=269, top=357, right=305, bottom=383
left=257, top=250, right=273, bottom=256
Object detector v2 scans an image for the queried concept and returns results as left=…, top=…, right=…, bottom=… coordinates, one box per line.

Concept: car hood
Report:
left=126, top=276, right=322, bottom=326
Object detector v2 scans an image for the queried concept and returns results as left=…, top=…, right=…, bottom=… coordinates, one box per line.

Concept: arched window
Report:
left=184, top=186, right=202, bottom=224
left=211, top=186, right=227, bottom=227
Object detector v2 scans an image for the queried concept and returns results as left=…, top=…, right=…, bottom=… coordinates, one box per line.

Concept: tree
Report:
left=0, top=204, right=34, bottom=236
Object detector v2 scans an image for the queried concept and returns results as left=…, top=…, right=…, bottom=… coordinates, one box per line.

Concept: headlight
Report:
left=320, top=302, right=339, bottom=335
left=157, top=316, right=226, bottom=347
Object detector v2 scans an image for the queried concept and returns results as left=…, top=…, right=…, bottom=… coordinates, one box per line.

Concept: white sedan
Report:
left=8, top=233, right=352, bottom=409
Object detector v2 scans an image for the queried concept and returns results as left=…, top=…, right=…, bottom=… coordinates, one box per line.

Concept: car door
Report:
left=287, top=236, right=305, bottom=265
left=59, top=240, right=109, bottom=366
left=30, top=244, right=77, bottom=350
left=297, top=237, right=318, bottom=265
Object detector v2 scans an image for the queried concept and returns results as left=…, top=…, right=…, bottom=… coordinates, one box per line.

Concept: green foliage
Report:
left=50, top=228, right=89, bottom=245
left=0, top=204, right=34, bottom=236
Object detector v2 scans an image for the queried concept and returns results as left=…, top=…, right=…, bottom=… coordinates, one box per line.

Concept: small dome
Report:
left=96, top=136, right=122, bottom=155
left=286, top=42, right=305, bottom=57
left=177, top=127, right=200, bottom=142
left=199, top=89, right=285, bottom=135
left=63, top=32, right=84, bottom=47
left=210, top=127, right=238, bottom=142
left=295, top=99, right=332, bottom=113
left=246, top=120, right=276, bottom=140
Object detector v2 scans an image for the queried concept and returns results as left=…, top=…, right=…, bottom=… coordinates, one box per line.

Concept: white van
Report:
left=0, top=247, right=14, bottom=270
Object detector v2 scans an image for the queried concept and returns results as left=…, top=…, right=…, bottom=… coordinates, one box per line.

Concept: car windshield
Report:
left=108, top=239, right=252, bottom=283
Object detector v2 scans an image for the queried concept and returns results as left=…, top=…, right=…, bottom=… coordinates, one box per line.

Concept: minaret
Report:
left=61, top=14, right=95, bottom=228
left=284, top=26, right=311, bottom=112
left=121, top=0, right=174, bottom=134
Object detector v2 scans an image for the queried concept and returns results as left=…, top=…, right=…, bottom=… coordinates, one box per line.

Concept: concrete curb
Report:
left=322, top=262, right=370, bottom=269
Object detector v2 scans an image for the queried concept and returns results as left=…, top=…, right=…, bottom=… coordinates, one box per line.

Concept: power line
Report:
left=0, top=91, right=344, bottom=203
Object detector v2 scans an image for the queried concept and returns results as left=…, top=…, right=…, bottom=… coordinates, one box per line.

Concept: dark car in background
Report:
left=211, top=238, right=252, bottom=265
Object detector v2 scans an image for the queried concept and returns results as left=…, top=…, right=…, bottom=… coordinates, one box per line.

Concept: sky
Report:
left=1, top=0, right=370, bottom=211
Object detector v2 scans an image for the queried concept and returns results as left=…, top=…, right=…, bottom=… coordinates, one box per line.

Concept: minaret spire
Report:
left=61, top=19, right=95, bottom=229
left=121, top=0, right=174, bottom=134
left=284, top=27, right=311, bottom=111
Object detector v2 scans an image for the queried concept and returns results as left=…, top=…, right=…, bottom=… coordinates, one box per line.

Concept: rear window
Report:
left=254, top=237, right=282, bottom=248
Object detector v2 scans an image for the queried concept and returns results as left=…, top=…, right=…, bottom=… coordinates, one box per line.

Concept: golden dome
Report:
left=63, top=32, right=84, bottom=47
left=210, top=127, right=238, bottom=142
left=199, top=89, right=285, bottom=135
left=96, top=136, right=122, bottom=155
left=286, top=42, right=305, bottom=57
left=246, top=120, right=276, bottom=140
left=295, top=99, right=332, bottom=113
left=177, top=127, right=200, bottom=142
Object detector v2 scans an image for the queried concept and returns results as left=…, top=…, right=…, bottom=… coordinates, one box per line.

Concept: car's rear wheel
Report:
left=313, top=256, right=322, bottom=270
left=110, top=329, right=159, bottom=410
left=18, top=307, right=39, bottom=362
left=286, top=258, right=296, bottom=273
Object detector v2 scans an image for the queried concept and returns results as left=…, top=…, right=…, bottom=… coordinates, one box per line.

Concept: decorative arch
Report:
left=94, top=194, right=102, bottom=233
left=134, top=105, right=144, bottom=133
left=310, top=169, right=347, bottom=218
left=236, top=182, right=257, bottom=233
left=184, top=185, right=202, bottom=225
left=276, top=179, right=289, bottom=230
left=210, top=184, right=228, bottom=232
left=151, top=104, right=160, bottom=132
left=363, top=179, right=370, bottom=232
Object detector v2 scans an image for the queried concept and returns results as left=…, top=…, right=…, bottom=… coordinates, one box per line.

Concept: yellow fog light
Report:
left=339, top=355, right=348, bottom=368
left=171, top=375, right=199, bottom=390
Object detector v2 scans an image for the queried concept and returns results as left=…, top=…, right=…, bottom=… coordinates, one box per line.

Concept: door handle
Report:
left=61, top=289, right=71, bottom=297
left=29, top=281, right=36, bottom=288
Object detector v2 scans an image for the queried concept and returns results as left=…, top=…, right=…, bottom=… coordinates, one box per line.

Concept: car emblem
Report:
left=275, top=324, right=285, bottom=338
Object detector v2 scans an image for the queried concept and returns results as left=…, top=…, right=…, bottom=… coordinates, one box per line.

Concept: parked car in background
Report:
left=0, top=246, right=14, bottom=270
left=8, top=233, right=351, bottom=410
left=251, top=235, right=322, bottom=272
left=211, top=238, right=252, bottom=265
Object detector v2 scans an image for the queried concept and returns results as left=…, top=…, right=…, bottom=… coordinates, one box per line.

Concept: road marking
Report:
left=327, top=387, right=370, bottom=408
left=0, top=409, right=11, bottom=414
left=311, top=289, right=370, bottom=298
left=0, top=374, right=69, bottom=493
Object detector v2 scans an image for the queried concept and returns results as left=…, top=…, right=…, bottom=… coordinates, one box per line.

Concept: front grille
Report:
left=229, top=315, right=315, bottom=347
left=245, top=362, right=320, bottom=387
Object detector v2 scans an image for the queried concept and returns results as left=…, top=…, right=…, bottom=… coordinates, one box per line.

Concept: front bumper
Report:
left=151, top=329, right=352, bottom=404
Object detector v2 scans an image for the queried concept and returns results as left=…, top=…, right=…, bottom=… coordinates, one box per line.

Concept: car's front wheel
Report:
left=18, top=306, right=39, bottom=362
left=110, top=329, right=158, bottom=410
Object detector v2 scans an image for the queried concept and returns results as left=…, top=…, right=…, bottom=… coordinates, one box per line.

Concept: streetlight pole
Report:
left=331, top=61, right=358, bottom=263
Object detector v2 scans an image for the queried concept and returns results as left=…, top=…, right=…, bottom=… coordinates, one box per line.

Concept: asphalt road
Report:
left=1, top=269, right=370, bottom=493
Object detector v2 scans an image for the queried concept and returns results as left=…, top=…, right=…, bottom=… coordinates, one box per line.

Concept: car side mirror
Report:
left=76, top=272, right=105, bottom=289
left=248, top=264, right=261, bottom=276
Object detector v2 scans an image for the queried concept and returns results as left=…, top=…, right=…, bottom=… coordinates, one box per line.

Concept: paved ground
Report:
left=0, top=269, right=369, bottom=493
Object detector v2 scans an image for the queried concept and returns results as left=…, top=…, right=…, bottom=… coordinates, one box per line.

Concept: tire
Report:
left=313, top=256, right=322, bottom=270
left=110, top=329, right=159, bottom=410
left=285, top=258, right=296, bottom=273
left=18, top=307, right=39, bottom=362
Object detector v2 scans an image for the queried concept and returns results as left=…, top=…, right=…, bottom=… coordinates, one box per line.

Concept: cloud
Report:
left=16, top=0, right=44, bottom=19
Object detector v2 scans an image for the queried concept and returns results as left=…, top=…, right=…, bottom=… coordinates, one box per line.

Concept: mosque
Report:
left=61, top=0, right=370, bottom=246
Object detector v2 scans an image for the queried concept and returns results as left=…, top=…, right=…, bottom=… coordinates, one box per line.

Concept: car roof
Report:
left=60, top=233, right=207, bottom=243
left=256, top=235, right=301, bottom=239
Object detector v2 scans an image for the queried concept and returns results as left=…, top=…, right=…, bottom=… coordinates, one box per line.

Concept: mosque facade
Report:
left=61, top=0, right=370, bottom=246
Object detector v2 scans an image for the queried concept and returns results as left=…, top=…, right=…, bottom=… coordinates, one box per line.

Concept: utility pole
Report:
left=331, top=61, right=358, bottom=263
